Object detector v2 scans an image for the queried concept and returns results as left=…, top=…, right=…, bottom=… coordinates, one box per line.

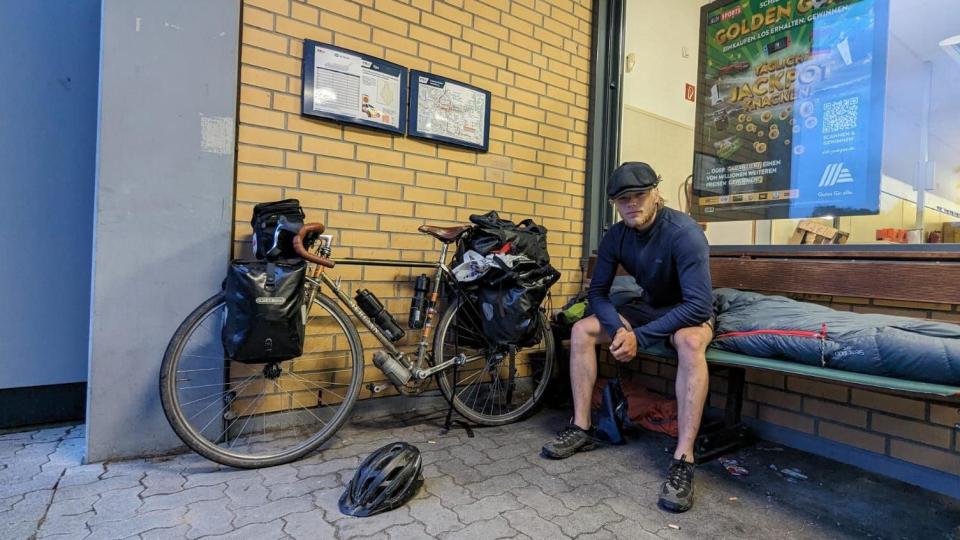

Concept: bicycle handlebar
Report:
left=294, top=223, right=336, bottom=268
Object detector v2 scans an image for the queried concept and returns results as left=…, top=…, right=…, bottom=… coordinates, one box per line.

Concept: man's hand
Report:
left=609, top=328, right=638, bottom=363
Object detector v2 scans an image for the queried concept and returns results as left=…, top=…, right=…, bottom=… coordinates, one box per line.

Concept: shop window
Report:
left=612, top=0, right=960, bottom=247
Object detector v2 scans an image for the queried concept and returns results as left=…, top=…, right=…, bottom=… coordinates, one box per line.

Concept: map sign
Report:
left=300, top=41, right=407, bottom=135
left=691, top=0, right=888, bottom=221
left=408, top=71, right=491, bottom=151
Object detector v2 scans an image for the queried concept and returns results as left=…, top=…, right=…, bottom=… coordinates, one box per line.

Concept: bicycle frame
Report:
left=303, top=236, right=476, bottom=388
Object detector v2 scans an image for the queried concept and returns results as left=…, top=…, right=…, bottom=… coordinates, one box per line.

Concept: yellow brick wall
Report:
left=233, top=0, right=593, bottom=400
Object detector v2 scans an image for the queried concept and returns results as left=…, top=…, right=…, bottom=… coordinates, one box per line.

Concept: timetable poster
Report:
left=301, top=41, right=407, bottom=134
left=691, top=0, right=888, bottom=221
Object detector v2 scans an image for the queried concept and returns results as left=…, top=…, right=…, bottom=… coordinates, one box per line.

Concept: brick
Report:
left=818, top=422, right=886, bottom=453
left=421, top=13, right=462, bottom=37
left=291, top=2, right=319, bottom=23
left=404, top=186, right=446, bottom=204
left=410, top=25, right=452, bottom=49
left=343, top=127, right=393, bottom=148
left=394, top=137, right=436, bottom=156
left=320, top=12, right=372, bottom=40
left=369, top=198, right=414, bottom=217
left=747, top=386, right=801, bottom=411
left=287, top=115, right=342, bottom=138
left=872, top=414, right=952, bottom=448
left=243, top=26, right=288, bottom=54
left=758, top=406, right=814, bottom=433
left=365, top=11, right=411, bottom=38
left=930, top=404, right=960, bottom=428
left=356, top=180, right=402, bottom=199
left=375, top=0, right=421, bottom=23
left=357, top=146, right=404, bottom=167
left=238, top=144, right=284, bottom=167
left=463, top=28, right=500, bottom=53
left=461, top=58, right=498, bottom=80
left=236, top=183, right=283, bottom=202
left=272, top=92, right=300, bottom=113
left=243, top=6, right=275, bottom=30
left=379, top=216, right=423, bottom=233
left=416, top=173, right=456, bottom=190
left=240, top=65, right=288, bottom=92
left=851, top=390, right=926, bottom=419
left=385, top=50, right=430, bottom=72
left=310, top=0, right=361, bottom=19
left=416, top=204, right=457, bottom=221
left=889, top=440, right=960, bottom=475
left=851, top=305, right=926, bottom=318
left=327, top=211, right=378, bottom=230
left=236, top=165, right=297, bottom=187
left=275, top=16, right=333, bottom=42
left=302, top=137, right=355, bottom=159
left=300, top=173, right=353, bottom=194
left=333, top=34, right=384, bottom=57
left=316, top=156, right=367, bottom=178
left=405, top=155, right=447, bottom=174
left=238, top=125, right=298, bottom=150
left=340, top=230, right=390, bottom=248
left=285, top=151, right=314, bottom=171
left=438, top=146, right=476, bottom=163
left=246, top=0, right=288, bottom=16
left=787, top=378, right=848, bottom=402
left=434, top=1, right=473, bottom=25
left=240, top=85, right=272, bottom=108
left=369, top=164, right=414, bottom=184
left=458, top=179, right=493, bottom=196
left=804, top=398, right=866, bottom=428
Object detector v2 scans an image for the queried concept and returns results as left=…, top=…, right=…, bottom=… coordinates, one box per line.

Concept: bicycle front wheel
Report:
left=432, top=298, right=554, bottom=425
left=159, top=292, right=363, bottom=468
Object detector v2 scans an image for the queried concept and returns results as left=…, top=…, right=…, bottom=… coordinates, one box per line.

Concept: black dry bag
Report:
left=222, top=259, right=307, bottom=363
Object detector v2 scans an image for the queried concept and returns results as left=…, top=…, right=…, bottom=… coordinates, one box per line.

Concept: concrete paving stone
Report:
left=296, top=456, right=360, bottom=479
left=311, top=487, right=346, bottom=521
left=577, top=529, right=620, bottom=540
left=452, top=492, right=522, bottom=524
left=502, top=507, right=570, bottom=539
left=257, top=464, right=299, bottom=487
left=435, top=458, right=487, bottom=484
left=383, top=521, right=431, bottom=540
left=525, top=454, right=580, bottom=476
left=463, top=473, right=528, bottom=499
left=509, top=486, right=572, bottom=519
left=419, top=448, right=453, bottom=467
left=447, top=444, right=492, bottom=467
left=1, top=519, right=46, bottom=540
left=36, top=510, right=96, bottom=538
left=0, top=489, right=53, bottom=525
left=59, top=464, right=107, bottom=488
left=140, top=470, right=186, bottom=497
left=439, top=515, right=518, bottom=540
left=200, top=520, right=288, bottom=540
left=231, top=496, right=315, bottom=528
left=139, top=484, right=224, bottom=513
left=267, top=474, right=339, bottom=501
left=602, top=518, right=664, bottom=540
left=601, top=494, right=666, bottom=526
left=515, top=466, right=573, bottom=494
left=181, top=467, right=259, bottom=489
left=44, top=491, right=99, bottom=518
left=552, top=502, right=623, bottom=537
left=87, top=485, right=144, bottom=524
left=139, top=523, right=191, bottom=539
left=182, top=498, right=235, bottom=539
left=53, top=475, right=143, bottom=503
left=85, top=508, right=187, bottom=540
left=474, top=456, right=530, bottom=478
left=223, top=476, right=270, bottom=508
left=41, top=438, right=83, bottom=473
left=422, top=475, right=477, bottom=507
left=280, top=509, right=336, bottom=540
left=421, top=463, right=446, bottom=480
left=553, top=481, right=617, bottom=511
left=336, top=506, right=414, bottom=540
left=0, top=474, right=64, bottom=501
left=407, top=494, right=463, bottom=536
left=485, top=441, right=532, bottom=461
left=321, top=439, right=401, bottom=460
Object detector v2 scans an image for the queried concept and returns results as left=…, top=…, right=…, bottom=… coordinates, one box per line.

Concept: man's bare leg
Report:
left=670, top=324, right=712, bottom=460
left=569, top=314, right=630, bottom=430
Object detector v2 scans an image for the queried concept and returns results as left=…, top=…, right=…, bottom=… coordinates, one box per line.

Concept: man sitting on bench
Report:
left=541, top=162, right=715, bottom=513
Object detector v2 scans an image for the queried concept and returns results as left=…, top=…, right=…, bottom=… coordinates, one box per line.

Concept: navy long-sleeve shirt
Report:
left=588, top=207, right=714, bottom=348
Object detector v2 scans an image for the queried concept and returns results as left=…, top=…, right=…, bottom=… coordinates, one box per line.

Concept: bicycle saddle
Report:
left=418, top=224, right=471, bottom=243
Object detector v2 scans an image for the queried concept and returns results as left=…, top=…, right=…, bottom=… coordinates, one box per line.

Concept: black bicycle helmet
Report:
left=339, top=442, right=423, bottom=517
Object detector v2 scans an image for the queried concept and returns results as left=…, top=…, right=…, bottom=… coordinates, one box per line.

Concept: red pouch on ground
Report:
left=592, top=377, right=678, bottom=438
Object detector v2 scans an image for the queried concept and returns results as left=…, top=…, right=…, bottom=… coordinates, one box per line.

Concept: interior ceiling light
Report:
left=940, top=34, right=960, bottom=66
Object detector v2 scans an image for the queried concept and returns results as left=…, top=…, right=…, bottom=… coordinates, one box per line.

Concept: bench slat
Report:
left=637, top=344, right=960, bottom=399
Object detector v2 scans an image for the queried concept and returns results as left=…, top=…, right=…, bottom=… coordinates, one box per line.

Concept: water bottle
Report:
left=408, top=274, right=431, bottom=329
left=355, top=289, right=405, bottom=342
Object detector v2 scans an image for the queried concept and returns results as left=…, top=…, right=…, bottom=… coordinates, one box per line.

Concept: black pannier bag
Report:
left=454, top=211, right=560, bottom=348
left=251, top=199, right=305, bottom=260
left=222, top=259, right=307, bottom=363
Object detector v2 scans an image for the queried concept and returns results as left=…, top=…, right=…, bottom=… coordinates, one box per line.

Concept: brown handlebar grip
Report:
left=294, top=223, right=335, bottom=268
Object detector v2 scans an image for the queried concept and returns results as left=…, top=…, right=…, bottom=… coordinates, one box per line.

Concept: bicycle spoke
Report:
left=284, top=371, right=349, bottom=402
left=186, top=375, right=259, bottom=424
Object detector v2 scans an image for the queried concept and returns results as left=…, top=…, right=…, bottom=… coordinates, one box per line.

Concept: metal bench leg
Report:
left=694, top=366, right=752, bottom=464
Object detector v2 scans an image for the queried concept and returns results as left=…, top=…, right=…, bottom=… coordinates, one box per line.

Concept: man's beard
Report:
left=628, top=205, right=657, bottom=229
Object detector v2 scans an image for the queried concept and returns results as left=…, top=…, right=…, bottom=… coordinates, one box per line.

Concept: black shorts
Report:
left=615, top=301, right=715, bottom=347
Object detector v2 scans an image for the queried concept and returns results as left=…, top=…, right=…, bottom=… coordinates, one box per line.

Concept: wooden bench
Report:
left=573, top=246, right=960, bottom=464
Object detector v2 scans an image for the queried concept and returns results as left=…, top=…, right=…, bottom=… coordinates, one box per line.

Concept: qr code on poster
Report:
left=823, top=96, right=859, bottom=133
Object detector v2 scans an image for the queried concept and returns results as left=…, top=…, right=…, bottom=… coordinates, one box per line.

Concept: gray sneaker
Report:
left=658, top=455, right=695, bottom=512
left=541, top=424, right=596, bottom=459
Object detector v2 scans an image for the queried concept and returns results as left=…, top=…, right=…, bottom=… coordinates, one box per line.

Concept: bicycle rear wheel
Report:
left=432, top=297, right=554, bottom=425
left=159, top=291, right=363, bottom=468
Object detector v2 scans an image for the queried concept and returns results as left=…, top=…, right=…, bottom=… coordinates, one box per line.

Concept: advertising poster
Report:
left=691, top=0, right=888, bottom=221
left=300, top=40, right=407, bottom=134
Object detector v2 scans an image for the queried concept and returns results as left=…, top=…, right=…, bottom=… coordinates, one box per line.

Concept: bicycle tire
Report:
left=432, top=297, right=554, bottom=425
left=159, top=292, right=363, bottom=468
